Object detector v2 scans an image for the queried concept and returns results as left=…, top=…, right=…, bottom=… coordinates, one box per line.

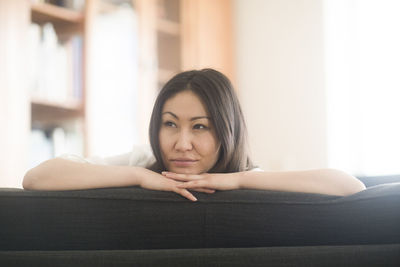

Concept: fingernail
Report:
left=162, top=171, right=168, bottom=175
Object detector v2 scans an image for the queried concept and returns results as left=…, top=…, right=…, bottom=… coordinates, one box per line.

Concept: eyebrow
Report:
left=162, top=111, right=210, bottom=121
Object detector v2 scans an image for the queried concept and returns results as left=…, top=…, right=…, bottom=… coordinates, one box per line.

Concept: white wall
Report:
left=0, top=0, right=30, bottom=188
left=234, top=0, right=327, bottom=171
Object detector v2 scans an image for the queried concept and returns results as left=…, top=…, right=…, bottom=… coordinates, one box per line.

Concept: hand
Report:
left=138, top=168, right=199, bottom=201
left=162, top=172, right=241, bottom=191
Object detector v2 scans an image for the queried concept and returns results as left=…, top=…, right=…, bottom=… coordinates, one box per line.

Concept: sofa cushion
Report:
left=0, top=182, right=399, bottom=250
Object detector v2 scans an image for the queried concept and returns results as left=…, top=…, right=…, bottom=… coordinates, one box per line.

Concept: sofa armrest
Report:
left=358, top=174, right=400, bottom=187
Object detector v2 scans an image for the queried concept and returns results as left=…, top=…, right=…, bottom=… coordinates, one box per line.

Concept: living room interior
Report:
left=2, top=0, right=400, bottom=188
left=1, top=0, right=400, bottom=187
left=0, top=0, right=399, bottom=266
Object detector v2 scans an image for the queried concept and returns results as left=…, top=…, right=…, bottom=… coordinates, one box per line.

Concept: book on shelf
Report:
left=71, top=35, right=83, bottom=100
left=30, top=0, right=85, bottom=11
left=30, top=129, right=53, bottom=168
left=29, top=123, right=84, bottom=168
left=28, top=22, right=83, bottom=105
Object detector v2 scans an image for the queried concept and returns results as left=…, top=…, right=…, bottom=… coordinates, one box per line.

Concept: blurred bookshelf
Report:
left=31, top=2, right=84, bottom=24
left=152, top=0, right=234, bottom=89
left=156, top=0, right=182, bottom=88
left=28, top=0, right=87, bottom=165
left=0, top=0, right=233, bottom=187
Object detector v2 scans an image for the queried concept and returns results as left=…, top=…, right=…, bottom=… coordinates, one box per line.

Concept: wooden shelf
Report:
left=31, top=97, right=83, bottom=111
left=31, top=98, right=83, bottom=123
left=31, top=3, right=84, bottom=25
left=157, top=18, right=180, bottom=36
left=156, top=1, right=182, bottom=89
left=157, top=0, right=180, bottom=23
left=97, top=1, right=120, bottom=14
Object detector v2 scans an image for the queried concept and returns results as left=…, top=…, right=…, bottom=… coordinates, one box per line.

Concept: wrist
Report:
left=236, top=171, right=246, bottom=189
left=237, top=171, right=257, bottom=189
left=128, top=166, right=145, bottom=186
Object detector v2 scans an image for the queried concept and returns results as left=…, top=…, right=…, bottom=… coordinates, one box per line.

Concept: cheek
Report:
left=158, top=129, right=171, bottom=156
left=196, top=133, right=220, bottom=156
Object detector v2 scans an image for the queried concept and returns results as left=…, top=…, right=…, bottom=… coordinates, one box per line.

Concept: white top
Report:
left=59, top=145, right=262, bottom=171
left=59, top=145, right=156, bottom=168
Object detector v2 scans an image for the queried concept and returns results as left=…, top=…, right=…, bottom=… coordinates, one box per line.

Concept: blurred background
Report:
left=1, top=0, right=399, bottom=188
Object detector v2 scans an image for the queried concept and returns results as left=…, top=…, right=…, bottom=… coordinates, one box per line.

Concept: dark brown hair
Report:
left=149, top=68, right=254, bottom=173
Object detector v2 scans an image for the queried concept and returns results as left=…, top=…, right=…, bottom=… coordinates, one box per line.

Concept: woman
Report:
left=23, top=69, right=366, bottom=201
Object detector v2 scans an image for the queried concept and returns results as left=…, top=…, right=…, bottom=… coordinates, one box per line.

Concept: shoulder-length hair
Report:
left=149, top=68, right=254, bottom=173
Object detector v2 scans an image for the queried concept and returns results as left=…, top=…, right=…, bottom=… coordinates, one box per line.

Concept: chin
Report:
left=169, top=166, right=201, bottom=175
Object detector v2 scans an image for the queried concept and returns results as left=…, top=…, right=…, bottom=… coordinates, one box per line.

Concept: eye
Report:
left=193, top=124, right=208, bottom=130
left=164, top=121, right=177, bottom=128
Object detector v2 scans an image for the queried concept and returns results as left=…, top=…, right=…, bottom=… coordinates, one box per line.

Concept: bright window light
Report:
left=325, top=0, right=400, bottom=176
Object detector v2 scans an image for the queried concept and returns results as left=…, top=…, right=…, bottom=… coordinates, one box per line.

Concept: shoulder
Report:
left=248, top=165, right=264, bottom=172
left=128, top=144, right=156, bottom=167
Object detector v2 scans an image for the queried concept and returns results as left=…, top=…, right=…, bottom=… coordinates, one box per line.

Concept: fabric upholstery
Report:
left=1, top=244, right=399, bottom=267
left=1, top=182, right=399, bottom=251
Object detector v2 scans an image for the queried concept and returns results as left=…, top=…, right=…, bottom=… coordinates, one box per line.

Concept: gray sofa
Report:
left=1, top=175, right=399, bottom=266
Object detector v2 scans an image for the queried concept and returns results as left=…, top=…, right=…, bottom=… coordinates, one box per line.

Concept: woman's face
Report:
left=159, top=90, right=220, bottom=174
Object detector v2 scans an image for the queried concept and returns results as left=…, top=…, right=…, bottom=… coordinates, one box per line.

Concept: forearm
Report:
left=238, top=168, right=366, bottom=196
left=23, top=158, right=144, bottom=191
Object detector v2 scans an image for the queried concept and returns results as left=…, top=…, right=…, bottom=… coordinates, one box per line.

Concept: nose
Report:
left=174, top=130, right=193, bottom=152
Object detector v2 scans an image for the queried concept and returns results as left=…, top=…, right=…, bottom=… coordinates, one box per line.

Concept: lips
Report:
left=170, top=158, right=198, bottom=167
left=171, top=158, right=197, bottom=161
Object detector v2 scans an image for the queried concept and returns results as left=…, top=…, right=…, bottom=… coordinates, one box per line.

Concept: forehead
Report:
left=162, top=90, right=209, bottom=117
